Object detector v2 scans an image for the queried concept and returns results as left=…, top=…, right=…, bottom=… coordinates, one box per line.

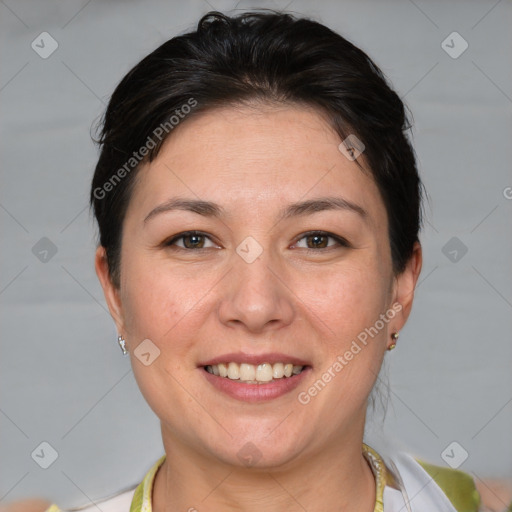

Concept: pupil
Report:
left=186, top=234, right=202, bottom=248
left=309, top=235, right=326, bottom=248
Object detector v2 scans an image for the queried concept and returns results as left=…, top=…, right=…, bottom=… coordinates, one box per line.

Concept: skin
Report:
left=0, top=499, right=53, bottom=512
left=95, top=103, right=422, bottom=512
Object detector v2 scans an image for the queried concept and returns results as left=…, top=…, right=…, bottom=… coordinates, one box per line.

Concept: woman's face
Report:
left=97, top=104, right=420, bottom=468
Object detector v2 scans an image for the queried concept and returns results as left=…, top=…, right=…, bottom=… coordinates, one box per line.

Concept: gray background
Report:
left=1, top=0, right=511, bottom=508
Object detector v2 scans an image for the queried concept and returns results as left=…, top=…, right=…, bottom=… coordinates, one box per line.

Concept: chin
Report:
left=204, top=426, right=310, bottom=470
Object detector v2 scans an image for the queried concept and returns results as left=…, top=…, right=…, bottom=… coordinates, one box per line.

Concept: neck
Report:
left=152, top=427, right=376, bottom=512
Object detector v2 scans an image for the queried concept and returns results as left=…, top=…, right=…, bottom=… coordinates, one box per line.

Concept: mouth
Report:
left=203, top=362, right=309, bottom=384
left=198, top=353, right=312, bottom=402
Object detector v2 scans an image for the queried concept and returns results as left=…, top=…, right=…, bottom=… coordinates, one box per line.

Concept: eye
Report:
left=293, top=231, right=350, bottom=250
left=164, top=231, right=218, bottom=250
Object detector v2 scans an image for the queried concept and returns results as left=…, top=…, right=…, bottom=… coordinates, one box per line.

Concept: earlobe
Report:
left=94, top=246, right=125, bottom=333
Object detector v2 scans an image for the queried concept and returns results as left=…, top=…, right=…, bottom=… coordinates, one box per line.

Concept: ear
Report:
left=94, top=245, right=126, bottom=335
left=389, top=241, right=423, bottom=336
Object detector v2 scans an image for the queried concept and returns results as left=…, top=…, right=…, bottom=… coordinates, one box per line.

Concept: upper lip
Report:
left=198, top=352, right=311, bottom=367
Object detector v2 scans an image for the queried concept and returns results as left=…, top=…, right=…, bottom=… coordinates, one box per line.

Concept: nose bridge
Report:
left=218, top=236, right=294, bottom=331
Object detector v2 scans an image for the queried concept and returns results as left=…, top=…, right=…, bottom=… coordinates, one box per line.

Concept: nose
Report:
left=217, top=247, right=295, bottom=333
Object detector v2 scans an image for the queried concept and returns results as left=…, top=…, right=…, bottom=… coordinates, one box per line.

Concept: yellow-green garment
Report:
left=44, top=445, right=481, bottom=512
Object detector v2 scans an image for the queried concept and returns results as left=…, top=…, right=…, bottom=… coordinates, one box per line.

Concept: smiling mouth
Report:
left=204, top=362, right=308, bottom=384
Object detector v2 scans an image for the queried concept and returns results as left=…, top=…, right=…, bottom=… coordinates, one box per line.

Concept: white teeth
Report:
left=205, top=362, right=305, bottom=383
left=256, top=363, right=273, bottom=382
left=227, top=362, right=239, bottom=379
left=272, top=362, right=284, bottom=379
left=239, top=363, right=256, bottom=381
left=218, top=363, right=228, bottom=377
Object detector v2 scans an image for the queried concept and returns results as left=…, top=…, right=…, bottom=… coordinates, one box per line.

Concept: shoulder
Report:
left=0, top=499, right=55, bottom=512
left=415, top=458, right=481, bottom=511
left=388, top=451, right=480, bottom=512
left=39, top=455, right=164, bottom=512
left=40, top=487, right=136, bottom=512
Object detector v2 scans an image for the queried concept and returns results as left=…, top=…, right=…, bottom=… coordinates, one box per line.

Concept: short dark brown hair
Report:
left=90, top=10, right=423, bottom=288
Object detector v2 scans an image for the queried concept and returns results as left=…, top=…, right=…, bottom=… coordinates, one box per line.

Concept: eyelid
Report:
left=164, top=230, right=219, bottom=249
left=163, top=230, right=350, bottom=250
left=292, top=230, right=351, bottom=250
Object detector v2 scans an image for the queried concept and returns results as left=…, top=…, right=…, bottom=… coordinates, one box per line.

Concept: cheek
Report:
left=297, top=263, right=390, bottom=399
left=120, top=252, right=206, bottom=349
left=299, top=261, right=389, bottom=339
left=121, top=257, right=207, bottom=422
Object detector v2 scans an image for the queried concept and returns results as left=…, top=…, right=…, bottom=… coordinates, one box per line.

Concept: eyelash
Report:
left=163, top=230, right=350, bottom=251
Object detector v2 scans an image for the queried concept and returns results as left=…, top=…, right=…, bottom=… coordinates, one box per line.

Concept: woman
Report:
left=39, top=10, right=481, bottom=512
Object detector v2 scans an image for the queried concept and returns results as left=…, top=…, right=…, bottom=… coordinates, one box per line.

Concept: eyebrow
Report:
left=143, top=196, right=368, bottom=224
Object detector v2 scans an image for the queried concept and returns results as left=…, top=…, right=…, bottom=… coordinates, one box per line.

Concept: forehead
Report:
left=125, top=104, right=387, bottom=228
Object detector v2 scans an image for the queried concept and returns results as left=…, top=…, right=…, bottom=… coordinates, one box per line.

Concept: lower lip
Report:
left=201, top=367, right=311, bottom=402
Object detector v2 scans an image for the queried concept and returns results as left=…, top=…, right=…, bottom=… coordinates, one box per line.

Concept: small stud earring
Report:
left=117, top=335, right=128, bottom=355
left=388, top=332, right=399, bottom=351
